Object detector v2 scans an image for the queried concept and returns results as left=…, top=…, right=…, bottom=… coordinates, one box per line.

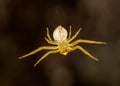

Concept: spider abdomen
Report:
left=53, top=25, right=68, bottom=42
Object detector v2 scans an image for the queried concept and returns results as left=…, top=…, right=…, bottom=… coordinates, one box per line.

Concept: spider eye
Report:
left=53, top=25, right=68, bottom=41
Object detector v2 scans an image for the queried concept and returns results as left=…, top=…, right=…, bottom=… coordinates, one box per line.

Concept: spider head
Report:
left=60, top=50, right=69, bottom=55
left=53, top=25, right=68, bottom=42
left=59, top=47, right=73, bottom=55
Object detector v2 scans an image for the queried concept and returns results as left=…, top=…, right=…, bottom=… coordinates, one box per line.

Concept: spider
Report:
left=19, top=25, right=107, bottom=67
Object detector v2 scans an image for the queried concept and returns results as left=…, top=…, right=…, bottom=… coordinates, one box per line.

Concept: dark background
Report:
left=0, top=0, right=120, bottom=86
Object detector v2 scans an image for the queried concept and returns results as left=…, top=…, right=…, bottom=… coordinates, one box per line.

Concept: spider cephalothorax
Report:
left=19, top=25, right=106, bottom=67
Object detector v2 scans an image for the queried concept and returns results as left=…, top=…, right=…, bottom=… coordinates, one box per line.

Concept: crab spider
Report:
left=19, top=25, right=107, bottom=67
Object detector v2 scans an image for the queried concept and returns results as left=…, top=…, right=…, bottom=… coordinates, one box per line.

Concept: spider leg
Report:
left=68, top=26, right=71, bottom=39
left=72, top=46, right=99, bottom=61
left=68, top=28, right=81, bottom=42
left=19, top=46, right=58, bottom=59
left=70, top=39, right=107, bottom=46
left=46, top=28, right=52, bottom=41
left=45, top=37, right=57, bottom=45
left=34, top=50, right=59, bottom=67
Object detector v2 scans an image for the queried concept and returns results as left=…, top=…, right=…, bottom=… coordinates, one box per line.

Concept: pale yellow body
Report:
left=19, top=25, right=106, bottom=67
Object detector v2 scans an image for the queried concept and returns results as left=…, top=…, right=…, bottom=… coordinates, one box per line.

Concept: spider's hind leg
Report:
left=68, top=26, right=72, bottom=39
left=46, top=28, right=52, bottom=41
left=45, top=37, right=57, bottom=45
left=45, top=28, right=57, bottom=45
left=68, top=28, right=81, bottom=42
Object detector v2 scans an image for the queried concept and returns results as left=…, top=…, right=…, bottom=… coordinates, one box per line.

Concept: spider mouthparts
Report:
left=60, top=50, right=69, bottom=55
left=62, top=52, right=68, bottom=55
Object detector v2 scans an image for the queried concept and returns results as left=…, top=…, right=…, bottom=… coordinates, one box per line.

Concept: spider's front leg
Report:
left=72, top=46, right=99, bottom=61
left=34, top=50, right=59, bottom=67
left=70, top=39, right=107, bottom=46
left=19, top=46, right=58, bottom=59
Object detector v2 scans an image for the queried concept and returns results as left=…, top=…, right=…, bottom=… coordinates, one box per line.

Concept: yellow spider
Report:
left=19, top=25, right=106, bottom=67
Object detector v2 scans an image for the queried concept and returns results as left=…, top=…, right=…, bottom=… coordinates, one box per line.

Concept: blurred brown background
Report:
left=0, top=0, right=120, bottom=86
